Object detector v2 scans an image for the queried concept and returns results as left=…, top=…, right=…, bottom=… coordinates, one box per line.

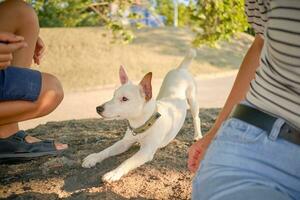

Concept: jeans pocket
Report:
left=217, top=118, right=266, bottom=143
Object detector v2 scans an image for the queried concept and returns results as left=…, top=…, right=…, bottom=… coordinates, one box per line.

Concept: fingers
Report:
left=0, top=32, right=27, bottom=53
left=187, top=131, right=216, bottom=173
left=34, top=49, right=45, bottom=65
left=0, top=41, right=28, bottom=54
left=0, top=52, right=13, bottom=68
left=189, top=157, right=200, bottom=172
left=34, top=52, right=44, bottom=65
left=7, top=42, right=28, bottom=52
left=188, top=156, right=200, bottom=173
left=188, top=148, right=200, bottom=172
left=0, top=53, right=13, bottom=62
left=0, top=32, right=24, bottom=43
left=0, top=33, right=29, bottom=68
left=0, top=61, right=11, bottom=69
left=0, top=42, right=27, bottom=68
left=38, top=37, right=46, bottom=55
left=187, top=141, right=206, bottom=173
left=188, top=150, right=202, bottom=173
left=33, top=54, right=39, bottom=65
left=34, top=37, right=46, bottom=65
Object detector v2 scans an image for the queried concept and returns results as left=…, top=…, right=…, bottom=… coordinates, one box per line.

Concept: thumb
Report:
left=0, top=32, right=24, bottom=43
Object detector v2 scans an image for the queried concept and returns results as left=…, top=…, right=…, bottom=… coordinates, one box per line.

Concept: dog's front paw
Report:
left=193, top=131, right=203, bottom=141
left=102, top=168, right=124, bottom=182
left=193, top=134, right=203, bottom=141
left=82, top=153, right=101, bottom=168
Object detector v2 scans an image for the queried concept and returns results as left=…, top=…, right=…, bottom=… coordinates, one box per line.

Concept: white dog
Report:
left=82, top=49, right=202, bottom=182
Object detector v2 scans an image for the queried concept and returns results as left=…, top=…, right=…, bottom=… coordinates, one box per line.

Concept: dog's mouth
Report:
left=96, top=111, right=104, bottom=116
left=96, top=106, right=121, bottom=119
left=97, top=112, right=121, bottom=120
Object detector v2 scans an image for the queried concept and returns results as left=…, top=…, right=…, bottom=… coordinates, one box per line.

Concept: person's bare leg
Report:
left=0, top=0, right=38, bottom=66
left=0, top=73, right=64, bottom=125
left=0, top=0, right=66, bottom=150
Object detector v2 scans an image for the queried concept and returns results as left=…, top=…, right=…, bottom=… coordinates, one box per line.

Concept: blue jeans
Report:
left=0, top=66, right=41, bottom=101
left=192, top=103, right=300, bottom=200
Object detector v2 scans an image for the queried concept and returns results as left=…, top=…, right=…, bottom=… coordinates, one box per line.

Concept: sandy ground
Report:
left=0, top=109, right=220, bottom=200
left=3, top=73, right=232, bottom=199
left=20, top=71, right=237, bottom=130
left=0, top=28, right=251, bottom=199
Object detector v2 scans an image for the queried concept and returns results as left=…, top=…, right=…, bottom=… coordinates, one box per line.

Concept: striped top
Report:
left=245, top=0, right=300, bottom=129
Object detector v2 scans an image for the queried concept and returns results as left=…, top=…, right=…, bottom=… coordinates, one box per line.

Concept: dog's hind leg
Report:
left=187, top=85, right=203, bottom=140
left=82, top=129, right=135, bottom=168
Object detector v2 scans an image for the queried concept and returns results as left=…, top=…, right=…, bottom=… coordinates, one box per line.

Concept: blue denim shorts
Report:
left=0, top=66, right=42, bottom=102
left=192, top=102, right=300, bottom=200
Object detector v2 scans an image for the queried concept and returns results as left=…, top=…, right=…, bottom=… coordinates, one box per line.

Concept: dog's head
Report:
left=96, top=65, right=152, bottom=120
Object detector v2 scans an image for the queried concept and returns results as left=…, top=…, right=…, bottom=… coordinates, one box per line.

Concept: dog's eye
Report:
left=122, top=97, right=129, bottom=102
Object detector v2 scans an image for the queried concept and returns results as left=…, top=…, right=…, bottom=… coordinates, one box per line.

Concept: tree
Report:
left=27, top=0, right=249, bottom=46
left=27, top=0, right=99, bottom=27
left=156, top=0, right=195, bottom=27
left=155, top=0, right=249, bottom=46
left=88, top=1, right=136, bottom=43
left=191, top=0, right=249, bottom=46
left=27, top=0, right=135, bottom=42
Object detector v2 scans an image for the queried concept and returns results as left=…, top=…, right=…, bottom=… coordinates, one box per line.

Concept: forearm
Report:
left=210, top=35, right=264, bottom=135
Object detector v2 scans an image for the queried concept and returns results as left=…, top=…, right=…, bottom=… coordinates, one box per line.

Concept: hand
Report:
left=33, top=36, right=45, bottom=65
left=0, top=32, right=27, bottom=69
left=188, top=129, right=216, bottom=173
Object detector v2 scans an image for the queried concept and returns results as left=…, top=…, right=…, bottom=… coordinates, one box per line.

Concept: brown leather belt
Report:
left=230, top=104, right=300, bottom=146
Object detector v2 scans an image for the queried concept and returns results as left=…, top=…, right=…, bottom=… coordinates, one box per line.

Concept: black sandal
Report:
left=0, top=130, right=65, bottom=162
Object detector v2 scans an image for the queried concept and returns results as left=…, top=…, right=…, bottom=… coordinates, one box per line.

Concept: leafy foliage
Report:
left=26, top=0, right=249, bottom=46
left=191, top=0, right=249, bottom=46
left=27, top=0, right=99, bottom=27
left=27, top=0, right=135, bottom=43
left=156, top=0, right=249, bottom=46
left=156, top=0, right=195, bottom=27
left=88, top=0, right=136, bottom=43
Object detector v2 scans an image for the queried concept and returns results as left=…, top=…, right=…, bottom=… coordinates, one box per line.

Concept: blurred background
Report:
left=26, top=0, right=253, bottom=90
left=21, top=0, right=254, bottom=129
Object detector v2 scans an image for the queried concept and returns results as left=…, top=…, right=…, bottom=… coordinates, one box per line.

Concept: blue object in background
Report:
left=129, top=5, right=165, bottom=27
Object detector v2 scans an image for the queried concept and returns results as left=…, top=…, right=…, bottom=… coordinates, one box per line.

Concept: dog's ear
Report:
left=139, top=72, right=152, bottom=101
left=119, top=65, right=128, bottom=85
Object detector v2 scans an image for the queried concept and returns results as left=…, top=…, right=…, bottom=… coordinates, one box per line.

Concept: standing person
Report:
left=188, top=0, right=300, bottom=199
left=0, top=0, right=68, bottom=162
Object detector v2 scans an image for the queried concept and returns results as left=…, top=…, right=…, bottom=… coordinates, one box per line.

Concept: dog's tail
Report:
left=177, top=49, right=197, bottom=70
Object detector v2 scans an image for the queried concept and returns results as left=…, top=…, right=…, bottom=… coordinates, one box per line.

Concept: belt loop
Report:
left=269, top=118, right=285, bottom=141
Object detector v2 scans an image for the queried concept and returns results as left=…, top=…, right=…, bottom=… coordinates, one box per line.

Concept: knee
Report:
left=15, top=0, right=39, bottom=30
left=36, top=73, right=64, bottom=117
left=46, top=74, right=64, bottom=104
left=0, top=0, right=39, bottom=32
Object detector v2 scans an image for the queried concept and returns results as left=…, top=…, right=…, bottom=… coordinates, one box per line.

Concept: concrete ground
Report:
left=20, top=71, right=237, bottom=130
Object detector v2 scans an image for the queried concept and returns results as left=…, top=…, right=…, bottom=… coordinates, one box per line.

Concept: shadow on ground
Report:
left=0, top=108, right=219, bottom=200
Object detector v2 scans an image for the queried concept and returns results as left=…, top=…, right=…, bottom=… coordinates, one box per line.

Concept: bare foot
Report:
left=25, top=135, right=68, bottom=150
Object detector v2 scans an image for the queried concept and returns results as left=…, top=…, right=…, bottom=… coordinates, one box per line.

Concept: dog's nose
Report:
left=96, top=106, right=104, bottom=114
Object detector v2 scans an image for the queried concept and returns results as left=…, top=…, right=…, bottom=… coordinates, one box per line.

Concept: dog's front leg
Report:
left=82, top=130, right=135, bottom=168
left=102, top=145, right=156, bottom=182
